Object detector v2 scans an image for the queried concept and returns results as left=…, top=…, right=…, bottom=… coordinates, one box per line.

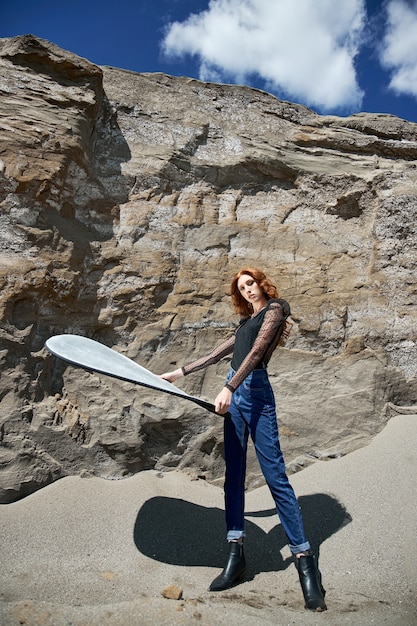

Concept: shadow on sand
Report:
left=133, top=492, right=351, bottom=579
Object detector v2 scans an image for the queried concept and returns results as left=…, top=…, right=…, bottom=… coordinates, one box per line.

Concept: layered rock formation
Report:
left=0, top=35, right=416, bottom=503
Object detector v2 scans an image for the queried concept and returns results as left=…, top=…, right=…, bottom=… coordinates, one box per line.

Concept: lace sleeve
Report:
left=182, top=335, right=235, bottom=376
left=226, top=301, right=285, bottom=391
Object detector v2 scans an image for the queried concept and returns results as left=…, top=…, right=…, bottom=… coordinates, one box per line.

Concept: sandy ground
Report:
left=1, top=413, right=416, bottom=626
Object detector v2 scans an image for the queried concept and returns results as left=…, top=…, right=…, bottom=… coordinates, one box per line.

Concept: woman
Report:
left=160, top=268, right=326, bottom=611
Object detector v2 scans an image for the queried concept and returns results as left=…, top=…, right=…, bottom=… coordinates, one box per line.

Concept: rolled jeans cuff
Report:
left=227, top=530, right=246, bottom=541
left=289, top=541, right=311, bottom=555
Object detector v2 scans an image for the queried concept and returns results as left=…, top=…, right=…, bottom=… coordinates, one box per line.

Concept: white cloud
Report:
left=162, top=0, right=366, bottom=112
left=380, top=0, right=417, bottom=98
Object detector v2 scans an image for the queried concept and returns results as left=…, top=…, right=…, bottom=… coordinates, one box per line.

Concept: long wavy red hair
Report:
left=230, top=267, right=279, bottom=317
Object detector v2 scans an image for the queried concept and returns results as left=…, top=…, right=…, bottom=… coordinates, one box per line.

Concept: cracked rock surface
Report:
left=0, top=35, right=416, bottom=502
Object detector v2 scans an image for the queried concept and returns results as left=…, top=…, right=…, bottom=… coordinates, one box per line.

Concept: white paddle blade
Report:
left=45, top=334, right=220, bottom=415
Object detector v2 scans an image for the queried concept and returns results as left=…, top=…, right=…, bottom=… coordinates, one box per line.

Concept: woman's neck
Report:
left=252, top=298, right=269, bottom=315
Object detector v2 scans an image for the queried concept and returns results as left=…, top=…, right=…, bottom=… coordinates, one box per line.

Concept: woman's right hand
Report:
left=158, top=368, right=183, bottom=383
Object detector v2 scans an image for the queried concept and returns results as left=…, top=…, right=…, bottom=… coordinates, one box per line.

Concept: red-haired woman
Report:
left=160, top=268, right=326, bottom=611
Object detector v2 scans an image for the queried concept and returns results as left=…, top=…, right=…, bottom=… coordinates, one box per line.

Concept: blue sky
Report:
left=1, top=0, right=417, bottom=123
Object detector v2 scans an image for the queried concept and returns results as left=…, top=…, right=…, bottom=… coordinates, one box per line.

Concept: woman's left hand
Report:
left=215, top=387, right=232, bottom=415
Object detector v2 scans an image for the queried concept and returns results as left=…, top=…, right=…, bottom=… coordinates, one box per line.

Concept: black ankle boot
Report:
left=295, top=553, right=327, bottom=611
left=209, top=541, right=246, bottom=591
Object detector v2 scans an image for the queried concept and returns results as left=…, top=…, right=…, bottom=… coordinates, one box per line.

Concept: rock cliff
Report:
left=1, top=35, right=416, bottom=502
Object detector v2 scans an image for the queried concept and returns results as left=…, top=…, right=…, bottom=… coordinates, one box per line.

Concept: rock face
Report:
left=0, top=35, right=416, bottom=503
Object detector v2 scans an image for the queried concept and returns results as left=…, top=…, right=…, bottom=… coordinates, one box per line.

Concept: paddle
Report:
left=45, top=334, right=227, bottom=416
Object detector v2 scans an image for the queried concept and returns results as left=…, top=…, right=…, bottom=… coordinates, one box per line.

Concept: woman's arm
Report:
left=159, top=335, right=235, bottom=382
left=181, top=335, right=235, bottom=375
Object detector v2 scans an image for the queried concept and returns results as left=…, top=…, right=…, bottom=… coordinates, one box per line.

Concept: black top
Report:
left=182, top=298, right=290, bottom=392
left=231, top=298, right=290, bottom=372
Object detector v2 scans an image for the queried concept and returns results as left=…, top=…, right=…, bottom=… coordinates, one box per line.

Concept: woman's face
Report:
left=237, top=274, right=268, bottom=310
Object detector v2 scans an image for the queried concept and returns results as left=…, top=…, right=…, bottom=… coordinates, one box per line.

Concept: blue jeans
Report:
left=224, top=368, right=310, bottom=555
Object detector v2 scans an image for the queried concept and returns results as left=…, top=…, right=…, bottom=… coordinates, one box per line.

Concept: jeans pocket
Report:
left=243, top=371, right=267, bottom=393
left=243, top=381, right=264, bottom=393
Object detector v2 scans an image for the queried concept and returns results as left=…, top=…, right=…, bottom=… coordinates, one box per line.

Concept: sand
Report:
left=1, top=413, right=416, bottom=626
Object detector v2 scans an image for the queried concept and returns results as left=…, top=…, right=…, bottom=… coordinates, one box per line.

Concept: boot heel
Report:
left=295, top=553, right=327, bottom=611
